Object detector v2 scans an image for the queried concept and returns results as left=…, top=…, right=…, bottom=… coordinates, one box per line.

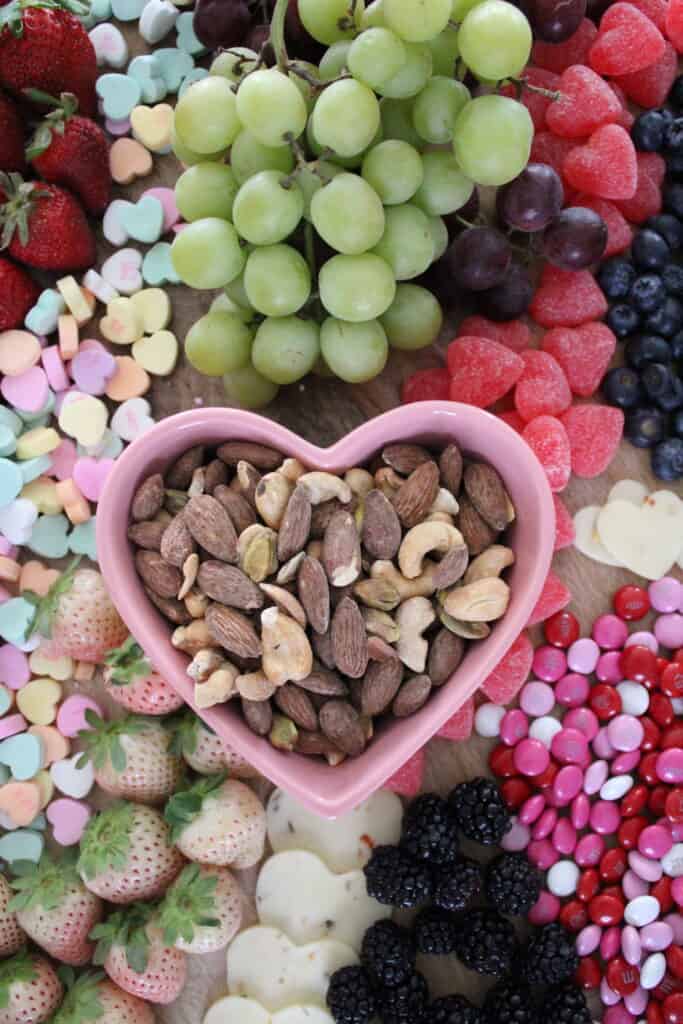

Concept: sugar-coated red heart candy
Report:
left=436, top=697, right=474, bottom=741
left=515, top=350, right=573, bottom=421
left=401, top=367, right=450, bottom=404
left=522, top=414, right=572, bottom=491
left=498, top=410, right=526, bottom=434
left=530, top=265, right=608, bottom=328
left=541, top=321, right=617, bottom=397
left=532, top=18, right=598, bottom=72
left=545, top=65, right=622, bottom=138
left=589, top=2, right=666, bottom=75
left=458, top=315, right=531, bottom=352
left=560, top=404, right=625, bottom=477
left=481, top=631, right=534, bottom=704
left=665, top=0, right=683, bottom=51
left=384, top=748, right=425, bottom=796
left=553, top=494, right=575, bottom=550
left=614, top=42, right=678, bottom=107
left=527, top=570, right=573, bottom=626
left=629, top=0, right=667, bottom=29
left=616, top=151, right=665, bottom=222
left=447, top=336, right=525, bottom=408
left=531, top=132, right=581, bottom=187
left=574, top=196, right=633, bottom=257
left=501, top=66, right=561, bottom=131
left=608, top=82, right=636, bottom=130
left=563, top=124, right=638, bottom=200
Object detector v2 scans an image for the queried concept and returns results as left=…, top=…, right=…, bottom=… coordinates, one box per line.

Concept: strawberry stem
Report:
left=0, top=0, right=91, bottom=37
left=77, top=802, right=136, bottom=881
left=76, top=711, right=149, bottom=774
left=164, top=772, right=227, bottom=843
left=104, top=636, right=151, bottom=686
left=90, top=904, right=154, bottom=974
left=8, top=851, right=81, bottom=912
left=0, top=953, right=36, bottom=1010
left=23, top=555, right=81, bottom=639
left=25, top=92, right=78, bottom=160
left=157, top=864, right=219, bottom=946
left=52, top=970, right=105, bottom=1024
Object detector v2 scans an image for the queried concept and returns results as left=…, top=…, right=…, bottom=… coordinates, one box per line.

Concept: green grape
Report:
left=379, top=97, right=422, bottom=148
left=175, top=163, right=239, bottom=222
left=224, top=273, right=254, bottom=312
left=377, top=42, right=432, bottom=99
left=306, top=117, right=362, bottom=169
left=252, top=317, right=320, bottom=384
left=451, top=0, right=486, bottom=17
left=384, top=0, right=451, bottom=41
left=174, top=77, right=241, bottom=154
left=236, top=69, right=307, bottom=148
left=209, top=292, right=253, bottom=322
left=311, top=173, right=385, bottom=255
left=427, top=26, right=460, bottom=76
left=171, top=127, right=227, bottom=166
left=311, top=80, right=381, bottom=158
left=429, top=216, right=449, bottom=261
left=319, top=41, right=351, bottom=80
left=320, top=318, right=389, bottom=382
left=361, top=0, right=385, bottom=26
left=244, top=245, right=311, bottom=317
left=319, top=253, right=396, bottom=322
left=298, top=0, right=361, bottom=44
left=453, top=94, right=532, bottom=186
left=372, top=203, right=434, bottom=280
left=361, top=140, right=423, bottom=205
left=223, top=364, right=279, bottom=409
left=210, top=47, right=257, bottom=83
left=171, top=218, right=245, bottom=289
left=412, top=77, right=470, bottom=144
left=232, top=170, right=305, bottom=246
left=380, top=283, right=443, bottom=349
left=413, top=150, right=474, bottom=215
left=289, top=61, right=318, bottom=109
left=458, top=0, right=532, bottom=80
left=295, top=161, right=343, bottom=219
left=347, top=28, right=406, bottom=90
left=185, top=312, right=253, bottom=376
left=230, top=131, right=294, bottom=186
left=312, top=353, right=335, bottom=377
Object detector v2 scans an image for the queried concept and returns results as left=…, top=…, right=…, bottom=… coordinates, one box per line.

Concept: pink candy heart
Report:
left=0, top=645, right=30, bottom=690
left=73, top=457, right=115, bottom=502
left=46, top=797, right=92, bottom=845
left=1, top=367, right=49, bottom=413
left=143, top=187, right=180, bottom=232
left=70, top=349, right=117, bottom=396
left=56, top=695, right=103, bottom=738
left=49, top=439, right=78, bottom=481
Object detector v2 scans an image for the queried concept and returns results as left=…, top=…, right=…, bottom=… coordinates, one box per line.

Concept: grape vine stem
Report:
left=270, top=0, right=289, bottom=70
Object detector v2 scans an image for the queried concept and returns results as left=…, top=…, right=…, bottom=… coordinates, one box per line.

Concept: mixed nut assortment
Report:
left=128, top=440, right=518, bottom=762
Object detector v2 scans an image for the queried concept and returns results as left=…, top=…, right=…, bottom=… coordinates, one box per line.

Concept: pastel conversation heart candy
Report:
left=1, top=366, right=49, bottom=414
left=78, top=429, right=123, bottom=461
left=0, top=733, right=44, bottom=780
left=0, top=686, right=12, bottom=716
left=100, top=298, right=144, bottom=346
left=20, top=456, right=53, bottom=488
left=82, top=270, right=119, bottom=305
left=0, top=782, right=40, bottom=826
left=0, top=500, right=38, bottom=545
left=119, top=195, right=164, bottom=244
left=103, top=199, right=134, bottom=246
left=46, top=798, right=91, bottom=845
left=132, top=331, right=178, bottom=375
left=96, top=73, right=141, bottom=120
left=32, top=772, right=52, bottom=810
left=101, top=248, right=144, bottom=294
left=59, top=395, right=108, bottom=446
left=154, top=47, right=194, bottom=91
left=27, top=514, right=70, bottom=558
left=68, top=518, right=97, bottom=560
left=0, top=460, right=24, bottom=509
left=142, top=242, right=181, bottom=285
left=50, top=754, right=94, bottom=799
left=0, top=829, right=44, bottom=863
left=142, top=187, right=180, bottom=231
left=25, top=290, right=65, bottom=336
left=139, top=0, right=178, bottom=45
left=49, top=439, right=78, bottom=481
left=176, top=11, right=207, bottom=54
left=0, top=644, right=30, bottom=689
left=0, top=331, right=41, bottom=377
left=110, top=397, right=155, bottom=441
left=0, top=409, right=23, bottom=438
left=20, top=561, right=60, bottom=597
left=73, top=457, right=114, bottom=501
left=0, top=715, right=27, bottom=741
left=17, top=677, right=62, bottom=726
left=111, top=0, right=147, bottom=19
left=105, top=357, right=150, bottom=401
left=131, top=104, right=174, bottom=154
left=89, top=22, right=128, bottom=67
left=56, top=695, right=103, bottom=738
left=130, top=289, right=171, bottom=333
left=127, top=54, right=167, bottom=103
left=109, top=139, right=153, bottom=187
left=70, top=348, right=118, bottom=395
left=84, top=0, right=111, bottom=24
left=28, top=725, right=69, bottom=764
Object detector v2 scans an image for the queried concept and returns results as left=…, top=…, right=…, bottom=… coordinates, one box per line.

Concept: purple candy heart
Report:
left=72, top=457, right=115, bottom=502
left=70, top=349, right=117, bottom=396
left=0, top=645, right=30, bottom=690
left=0, top=367, right=49, bottom=413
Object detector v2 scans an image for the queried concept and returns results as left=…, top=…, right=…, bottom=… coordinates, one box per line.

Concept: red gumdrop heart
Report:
left=608, top=83, right=636, bottom=130
left=589, top=2, right=666, bottom=74
left=553, top=494, right=575, bottom=550
left=531, top=133, right=579, bottom=188
left=401, top=367, right=450, bottom=404
left=614, top=42, right=678, bottom=108
left=498, top=410, right=526, bottom=433
left=501, top=66, right=561, bottom=131
left=480, top=632, right=534, bottom=704
left=665, top=0, right=683, bottom=51
left=527, top=570, right=573, bottom=626
left=447, top=336, right=525, bottom=408
left=541, top=321, right=617, bottom=397
left=436, top=698, right=474, bottom=741
left=532, top=18, right=598, bottom=72
left=529, top=265, right=608, bottom=328
left=560, top=404, right=625, bottom=477
left=384, top=748, right=425, bottom=797
left=616, top=152, right=665, bottom=222
left=515, top=350, right=573, bottom=421
left=629, top=0, right=667, bottom=29
left=522, top=414, right=572, bottom=492
left=545, top=65, right=622, bottom=138
left=457, top=315, right=531, bottom=352
left=574, top=196, right=633, bottom=256
left=563, top=124, right=638, bottom=200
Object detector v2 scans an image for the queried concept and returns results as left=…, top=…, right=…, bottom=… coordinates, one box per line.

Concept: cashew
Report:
left=465, top=545, right=515, bottom=585
left=371, top=559, right=438, bottom=599
left=430, top=487, right=460, bottom=516
left=276, top=551, right=306, bottom=585
left=178, top=552, right=199, bottom=600
left=362, top=608, right=400, bottom=644
left=184, top=588, right=209, bottom=619
left=441, top=577, right=511, bottom=622
left=395, top=596, right=435, bottom=673
left=238, top=524, right=278, bottom=582
left=172, top=618, right=213, bottom=654
left=354, top=577, right=401, bottom=611
left=260, top=583, right=307, bottom=628
left=188, top=467, right=205, bottom=497
left=374, top=467, right=403, bottom=499
left=298, top=472, right=351, bottom=505
left=280, top=457, right=306, bottom=483
left=261, top=606, right=313, bottom=685
left=439, top=607, right=491, bottom=639
left=398, top=522, right=465, bottom=580
left=187, top=647, right=223, bottom=683
left=233, top=460, right=260, bottom=506
left=426, top=512, right=455, bottom=526
left=255, top=472, right=293, bottom=529
left=345, top=468, right=374, bottom=497
left=194, top=662, right=239, bottom=708
left=236, top=670, right=277, bottom=701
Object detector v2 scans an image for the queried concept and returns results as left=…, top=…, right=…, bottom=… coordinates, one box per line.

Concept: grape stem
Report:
left=270, top=0, right=289, bottom=70
left=506, top=76, right=561, bottom=102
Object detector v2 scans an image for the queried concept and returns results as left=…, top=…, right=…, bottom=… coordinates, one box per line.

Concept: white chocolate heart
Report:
left=597, top=497, right=683, bottom=581
left=573, top=506, right=624, bottom=567
left=204, top=998, right=334, bottom=1024
left=607, top=479, right=649, bottom=506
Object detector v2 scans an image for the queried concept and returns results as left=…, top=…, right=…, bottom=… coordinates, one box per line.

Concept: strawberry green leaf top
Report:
left=0, top=170, right=51, bottom=249
left=166, top=709, right=207, bottom=758
left=0, top=0, right=90, bottom=37
left=23, top=555, right=81, bottom=640
left=25, top=91, right=79, bottom=160
left=0, top=951, right=35, bottom=1009
left=90, top=905, right=153, bottom=975
left=157, top=864, right=219, bottom=947
left=164, top=772, right=228, bottom=843
left=51, top=970, right=105, bottom=1024
left=76, top=802, right=136, bottom=882
left=104, top=637, right=151, bottom=687
left=77, top=712, right=149, bottom=774
left=8, top=852, right=80, bottom=912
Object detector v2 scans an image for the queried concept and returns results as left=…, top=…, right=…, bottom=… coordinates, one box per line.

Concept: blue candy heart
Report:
left=120, top=195, right=164, bottom=244
left=69, top=519, right=98, bottom=562
left=0, top=599, right=35, bottom=645
left=176, top=12, right=207, bottom=55
left=27, top=514, right=70, bottom=558
left=143, top=242, right=181, bottom=286
left=155, top=47, right=194, bottom=92
left=0, top=734, right=44, bottom=780
left=0, top=830, right=44, bottom=864
left=127, top=55, right=167, bottom=103
left=25, top=290, right=65, bottom=336
left=96, top=73, right=142, bottom=120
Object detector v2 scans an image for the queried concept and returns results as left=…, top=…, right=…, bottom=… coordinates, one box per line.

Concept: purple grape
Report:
left=245, top=22, right=275, bottom=62
left=443, top=189, right=480, bottom=241
left=496, top=163, right=564, bottom=233
left=193, top=0, right=251, bottom=49
left=286, top=0, right=325, bottom=61
left=542, top=206, right=608, bottom=269
left=478, top=263, right=534, bottom=321
left=530, top=0, right=587, bottom=41
left=447, top=227, right=512, bottom=292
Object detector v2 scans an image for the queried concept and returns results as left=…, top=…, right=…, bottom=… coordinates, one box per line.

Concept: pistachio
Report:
left=238, top=524, right=278, bottom=583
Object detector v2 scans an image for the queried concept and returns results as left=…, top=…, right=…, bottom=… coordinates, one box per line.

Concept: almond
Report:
left=214, top=485, right=257, bottom=535
left=393, top=674, right=432, bottom=717
left=235, top=461, right=261, bottom=507
left=295, top=730, right=344, bottom=758
left=166, top=446, right=204, bottom=489
left=431, top=543, right=469, bottom=590
left=297, top=555, right=330, bottom=635
left=367, top=635, right=398, bottom=661
left=160, top=516, right=195, bottom=568
left=203, top=459, right=228, bottom=494
left=184, top=494, right=238, bottom=563
left=131, top=473, right=164, bottom=521
left=311, top=629, right=336, bottom=670
left=362, top=489, right=402, bottom=561
left=198, top=561, right=264, bottom=612
left=457, top=494, right=497, bottom=556
left=205, top=603, right=262, bottom=659
left=259, top=583, right=307, bottom=628
left=145, top=586, right=191, bottom=625
left=331, top=597, right=368, bottom=679
left=464, top=462, right=510, bottom=532
left=361, top=656, right=403, bottom=716
left=310, top=498, right=346, bottom=539
left=428, top=628, right=465, bottom=685
left=439, top=443, right=463, bottom=496
left=274, top=684, right=318, bottom=731
left=217, top=441, right=283, bottom=470
left=278, top=484, right=312, bottom=562
left=242, top=697, right=273, bottom=736
left=276, top=551, right=306, bottom=585
left=135, top=550, right=183, bottom=599
left=297, top=668, right=348, bottom=697
left=319, top=700, right=366, bottom=757
left=128, top=520, right=165, bottom=551
left=323, top=511, right=361, bottom=588
left=382, top=443, right=432, bottom=475
left=392, top=460, right=440, bottom=529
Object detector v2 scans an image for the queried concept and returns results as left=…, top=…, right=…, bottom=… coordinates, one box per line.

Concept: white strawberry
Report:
left=0, top=877, right=24, bottom=958
left=165, top=774, right=266, bottom=868
left=91, top=906, right=187, bottom=1006
left=169, top=711, right=256, bottom=778
left=52, top=970, right=155, bottom=1024
left=0, top=952, right=63, bottom=1024
left=158, top=863, right=243, bottom=955
left=104, top=638, right=184, bottom=716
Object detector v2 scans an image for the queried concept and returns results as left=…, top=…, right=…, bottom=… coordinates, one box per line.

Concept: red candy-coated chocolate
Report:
left=650, top=786, right=670, bottom=816
left=666, top=789, right=683, bottom=824
left=658, top=656, right=672, bottom=676
left=651, top=875, right=674, bottom=914
left=600, top=847, right=628, bottom=883
left=649, top=1004, right=665, bottom=1024
left=641, top=751, right=662, bottom=785
left=590, top=683, right=622, bottom=720
left=661, top=663, right=683, bottom=699
left=641, top=716, right=662, bottom=751
left=589, top=892, right=624, bottom=926
left=530, top=761, right=559, bottom=788
left=676, top=650, right=683, bottom=665
left=651, top=693, right=675, bottom=728
left=501, top=778, right=532, bottom=809
left=618, top=817, right=647, bottom=850
left=614, top=584, right=651, bottom=620
left=654, top=974, right=683, bottom=1002
left=560, top=899, right=589, bottom=932
left=578, top=868, right=601, bottom=902
left=664, top=994, right=683, bottom=1024
left=489, top=744, right=517, bottom=778
left=621, top=783, right=650, bottom=817
left=577, top=954, right=602, bottom=989
left=667, top=945, right=683, bottom=981
left=620, top=644, right=660, bottom=684
left=662, top=724, right=683, bottom=750
left=607, top=955, right=641, bottom=996
left=544, top=610, right=581, bottom=648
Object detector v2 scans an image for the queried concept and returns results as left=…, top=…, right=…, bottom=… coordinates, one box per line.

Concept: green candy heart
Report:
left=29, top=813, right=46, bottom=832
left=120, top=196, right=164, bottom=244
left=69, top=519, right=98, bottom=562
left=19, top=455, right=52, bottom=486
left=25, top=289, right=65, bottom=336
left=0, top=427, right=17, bottom=458
left=176, top=12, right=208, bottom=55
left=127, top=55, right=167, bottom=103
left=78, top=429, right=123, bottom=461
left=0, top=830, right=44, bottom=864
left=28, top=514, right=70, bottom=559
left=111, top=0, right=146, bottom=20
left=0, top=598, right=36, bottom=645
left=0, top=408, right=23, bottom=438
left=143, top=242, right=181, bottom=286
left=155, top=47, right=194, bottom=92
left=0, top=734, right=44, bottom=781
left=96, top=73, right=141, bottom=120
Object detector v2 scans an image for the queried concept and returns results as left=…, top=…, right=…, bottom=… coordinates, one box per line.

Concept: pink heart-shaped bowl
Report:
left=97, top=402, right=554, bottom=816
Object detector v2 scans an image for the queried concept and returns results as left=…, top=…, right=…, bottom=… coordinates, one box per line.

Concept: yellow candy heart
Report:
left=17, top=677, right=62, bottom=726
left=130, top=103, right=174, bottom=153
left=15, top=427, right=61, bottom=461
left=130, top=288, right=171, bottom=333
left=21, top=477, right=63, bottom=516
left=56, top=276, right=94, bottom=326
left=32, top=769, right=54, bottom=810
left=58, top=395, right=108, bottom=446
left=100, top=297, right=144, bottom=345
left=131, top=330, right=178, bottom=376
left=29, top=645, right=74, bottom=681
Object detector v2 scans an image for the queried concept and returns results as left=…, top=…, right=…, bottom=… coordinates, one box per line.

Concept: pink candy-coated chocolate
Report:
left=533, top=645, right=568, bottom=681
left=655, top=614, right=683, bottom=650
left=520, top=680, right=555, bottom=717
left=586, top=761, right=611, bottom=801
left=0, top=645, right=30, bottom=690
left=590, top=799, right=621, bottom=835
left=555, top=672, right=590, bottom=707
left=552, top=726, right=590, bottom=764
left=629, top=850, right=663, bottom=883
left=623, top=868, right=650, bottom=900
left=0, top=713, right=27, bottom=740
left=528, top=838, right=560, bottom=869
left=577, top=923, right=602, bottom=956
left=608, top=714, right=645, bottom=753
left=601, top=926, right=622, bottom=961
left=612, top=750, right=641, bottom=773
left=603, top=1008, right=635, bottom=1024
left=639, top=824, right=675, bottom=860
left=593, top=613, right=629, bottom=650
left=500, top=708, right=529, bottom=746
left=597, top=650, right=624, bottom=683
left=520, top=793, right=546, bottom=825
left=657, top=749, right=683, bottom=785
left=501, top=818, right=531, bottom=851
left=572, top=792, right=591, bottom=829
left=576, top=831, right=605, bottom=866
left=533, top=807, right=558, bottom=839
left=564, top=707, right=600, bottom=741
left=593, top=727, right=618, bottom=760
left=514, top=737, right=551, bottom=776
left=665, top=913, right=683, bottom=943
left=623, top=987, right=648, bottom=1016
left=622, top=924, right=642, bottom=966
left=552, top=817, right=577, bottom=854
left=529, top=889, right=561, bottom=924
left=650, top=577, right=682, bottom=614
left=601, top=978, right=623, bottom=1007
left=641, top=922, right=674, bottom=952
left=625, top=631, right=658, bottom=653
left=554, top=764, right=584, bottom=802
left=567, top=637, right=600, bottom=673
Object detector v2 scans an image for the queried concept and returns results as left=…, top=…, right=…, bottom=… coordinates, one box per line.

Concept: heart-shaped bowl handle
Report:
left=97, top=402, right=555, bottom=816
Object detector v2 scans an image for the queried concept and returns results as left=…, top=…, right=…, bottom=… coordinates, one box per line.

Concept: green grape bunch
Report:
left=171, top=0, right=535, bottom=407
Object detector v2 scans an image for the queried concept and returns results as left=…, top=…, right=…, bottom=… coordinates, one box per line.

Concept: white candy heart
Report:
left=0, top=498, right=38, bottom=546
left=88, top=22, right=129, bottom=67
left=608, top=479, right=649, bottom=506
left=101, top=248, right=143, bottom=295
left=598, top=497, right=683, bottom=581
left=50, top=754, right=95, bottom=799
left=82, top=269, right=119, bottom=305
left=103, top=200, right=133, bottom=246
left=139, top=0, right=178, bottom=44
left=110, top=397, right=155, bottom=441
left=204, top=998, right=334, bottom=1024
left=266, top=788, right=402, bottom=873
left=573, top=505, right=624, bottom=567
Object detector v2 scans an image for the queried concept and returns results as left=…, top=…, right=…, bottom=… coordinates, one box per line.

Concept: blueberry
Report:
left=645, top=214, right=683, bottom=250
left=673, top=410, right=683, bottom=438
left=651, top=437, right=683, bottom=480
left=625, top=334, right=671, bottom=369
left=597, top=258, right=636, bottom=300
left=642, top=362, right=675, bottom=399
left=667, top=153, right=683, bottom=178
left=643, top=295, right=683, bottom=337
left=670, top=330, right=683, bottom=360
left=664, top=183, right=683, bottom=218
left=657, top=376, right=683, bottom=412
left=625, top=407, right=669, bottom=448
left=607, top=303, right=641, bottom=338
left=662, top=264, right=683, bottom=296
left=629, top=273, right=666, bottom=314
left=632, top=109, right=670, bottom=151
left=665, top=117, right=683, bottom=155
left=671, top=77, right=683, bottom=111
left=631, top=229, right=671, bottom=271
left=602, top=366, right=643, bottom=409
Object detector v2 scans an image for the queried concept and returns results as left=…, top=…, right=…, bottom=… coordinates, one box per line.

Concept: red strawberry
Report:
left=8, top=852, right=102, bottom=965
left=78, top=712, right=183, bottom=805
left=26, top=91, right=109, bottom=214
left=77, top=801, right=185, bottom=905
left=0, top=92, right=24, bottom=171
left=169, top=709, right=256, bottom=777
left=0, top=0, right=97, bottom=116
left=158, top=863, right=243, bottom=955
left=0, top=255, right=38, bottom=331
left=104, top=638, right=184, bottom=716
left=0, top=877, right=24, bottom=958
left=0, top=952, right=63, bottom=1024
left=53, top=971, right=155, bottom=1024
left=91, top=906, right=187, bottom=1006
left=0, top=171, right=94, bottom=271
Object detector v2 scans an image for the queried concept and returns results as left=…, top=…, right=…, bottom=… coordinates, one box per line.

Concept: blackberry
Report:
left=485, top=853, right=541, bottom=917
left=483, top=979, right=537, bottom=1024
left=361, top=920, right=415, bottom=988
left=520, top=923, right=579, bottom=985
left=433, top=855, right=483, bottom=912
left=363, top=845, right=432, bottom=908
left=429, top=995, right=484, bottom=1024
left=378, top=971, right=429, bottom=1024
left=401, top=794, right=459, bottom=865
left=453, top=909, right=517, bottom=976
left=544, top=984, right=592, bottom=1024
left=326, top=966, right=376, bottom=1024
left=414, top=908, right=458, bottom=955
left=448, top=778, right=511, bottom=846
